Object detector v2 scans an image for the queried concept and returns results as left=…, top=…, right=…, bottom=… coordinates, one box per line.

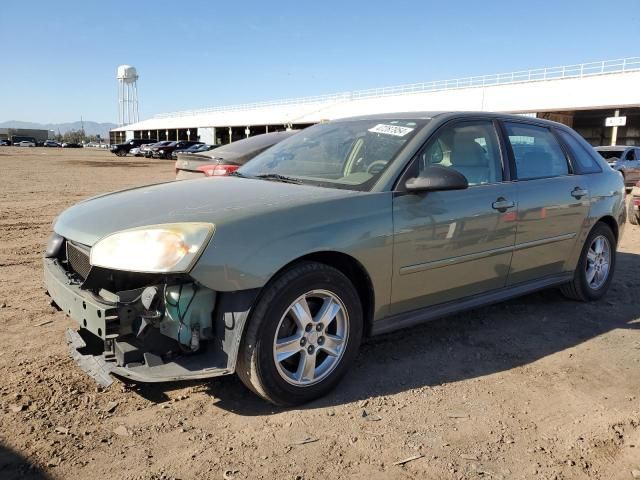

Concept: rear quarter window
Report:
left=555, top=129, right=602, bottom=174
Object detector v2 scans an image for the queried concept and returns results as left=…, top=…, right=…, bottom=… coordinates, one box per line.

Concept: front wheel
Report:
left=236, top=262, right=363, bottom=406
left=560, top=222, right=616, bottom=301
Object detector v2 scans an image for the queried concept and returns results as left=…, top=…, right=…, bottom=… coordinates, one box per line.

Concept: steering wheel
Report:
left=367, top=160, right=387, bottom=175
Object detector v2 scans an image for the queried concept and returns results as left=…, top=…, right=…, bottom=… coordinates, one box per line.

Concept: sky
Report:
left=1, top=0, right=639, bottom=124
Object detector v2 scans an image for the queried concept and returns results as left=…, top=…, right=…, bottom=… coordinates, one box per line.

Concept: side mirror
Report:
left=405, top=165, right=469, bottom=193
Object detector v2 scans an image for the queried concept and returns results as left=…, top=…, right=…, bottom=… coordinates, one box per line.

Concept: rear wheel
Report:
left=115, top=150, right=126, bottom=157
left=236, top=262, right=363, bottom=406
left=560, top=223, right=616, bottom=301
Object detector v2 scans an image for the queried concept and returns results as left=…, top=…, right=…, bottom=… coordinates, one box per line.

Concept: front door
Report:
left=390, top=120, right=517, bottom=315
left=502, top=121, right=591, bottom=285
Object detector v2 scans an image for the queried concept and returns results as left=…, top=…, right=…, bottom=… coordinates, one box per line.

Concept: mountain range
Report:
left=0, top=120, right=117, bottom=139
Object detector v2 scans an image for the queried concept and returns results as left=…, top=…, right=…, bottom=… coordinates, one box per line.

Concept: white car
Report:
left=17, top=140, right=36, bottom=147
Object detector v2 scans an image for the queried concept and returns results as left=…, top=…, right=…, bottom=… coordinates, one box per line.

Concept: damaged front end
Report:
left=44, top=234, right=255, bottom=387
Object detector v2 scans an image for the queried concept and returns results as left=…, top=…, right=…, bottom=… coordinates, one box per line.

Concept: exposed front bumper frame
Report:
left=44, top=258, right=112, bottom=339
left=45, top=258, right=254, bottom=386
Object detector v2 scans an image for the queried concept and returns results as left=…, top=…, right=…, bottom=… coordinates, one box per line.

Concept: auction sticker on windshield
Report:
left=368, top=124, right=414, bottom=137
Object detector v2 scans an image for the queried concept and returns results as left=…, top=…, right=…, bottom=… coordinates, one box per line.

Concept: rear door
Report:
left=503, top=121, right=590, bottom=285
left=390, top=119, right=517, bottom=314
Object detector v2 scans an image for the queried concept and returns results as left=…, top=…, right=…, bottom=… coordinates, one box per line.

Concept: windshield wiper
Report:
left=228, top=170, right=248, bottom=178
left=254, top=173, right=302, bottom=184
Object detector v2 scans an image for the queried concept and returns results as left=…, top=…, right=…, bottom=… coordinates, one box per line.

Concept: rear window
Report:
left=597, top=150, right=624, bottom=160
left=556, top=129, right=601, bottom=174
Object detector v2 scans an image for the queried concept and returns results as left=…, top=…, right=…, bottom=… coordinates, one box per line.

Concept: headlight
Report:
left=90, top=223, right=214, bottom=273
left=44, top=232, right=64, bottom=258
left=159, top=150, right=165, bottom=154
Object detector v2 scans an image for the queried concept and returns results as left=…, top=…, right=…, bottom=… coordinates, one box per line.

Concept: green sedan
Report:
left=44, top=112, right=626, bottom=405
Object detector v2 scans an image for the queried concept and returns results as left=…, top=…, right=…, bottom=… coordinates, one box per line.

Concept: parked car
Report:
left=135, top=143, right=161, bottom=157
left=152, top=140, right=200, bottom=159
left=61, top=142, right=83, bottom=148
left=139, top=142, right=159, bottom=157
left=43, top=140, right=61, bottom=147
left=595, top=145, right=640, bottom=188
left=628, top=180, right=640, bottom=225
left=110, top=138, right=157, bottom=157
left=16, top=140, right=36, bottom=147
left=0, top=139, right=11, bottom=146
left=175, top=131, right=297, bottom=179
left=170, top=142, right=214, bottom=160
left=144, top=141, right=172, bottom=158
left=44, top=112, right=625, bottom=405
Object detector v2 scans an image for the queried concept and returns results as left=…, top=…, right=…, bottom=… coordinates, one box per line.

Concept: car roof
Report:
left=194, top=130, right=299, bottom=161
left=335, top=111, right=572, bottom=129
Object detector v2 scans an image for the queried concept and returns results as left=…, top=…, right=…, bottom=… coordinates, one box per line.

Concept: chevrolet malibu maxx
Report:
left=44, top=112, right=625, bottom=405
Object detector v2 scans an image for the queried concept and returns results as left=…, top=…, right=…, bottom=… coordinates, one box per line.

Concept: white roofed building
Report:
left=110, top=57, right=640, bottom=147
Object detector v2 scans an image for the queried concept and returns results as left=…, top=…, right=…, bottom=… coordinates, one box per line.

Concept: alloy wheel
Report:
left=585, top=235, right=611, bottom=290
left=273, top=289, right=349, bottom=386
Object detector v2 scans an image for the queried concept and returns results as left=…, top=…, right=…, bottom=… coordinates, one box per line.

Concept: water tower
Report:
left=117, top=65, right=139, bottom=126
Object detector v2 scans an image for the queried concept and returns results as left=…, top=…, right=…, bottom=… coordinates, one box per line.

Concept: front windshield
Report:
left=238, top=119, right=427, bottom=190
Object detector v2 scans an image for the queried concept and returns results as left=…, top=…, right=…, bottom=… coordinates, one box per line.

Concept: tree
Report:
left=61, top=129, right=86, bottom=144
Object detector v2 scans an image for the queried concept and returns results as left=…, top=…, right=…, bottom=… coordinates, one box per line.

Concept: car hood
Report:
left=54, top=177, right=358, bottom=246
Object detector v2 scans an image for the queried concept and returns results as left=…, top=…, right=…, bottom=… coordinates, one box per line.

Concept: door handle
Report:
left=492, top=198, right=515, bottom=212
left=571, top=187, right=588, bottom=199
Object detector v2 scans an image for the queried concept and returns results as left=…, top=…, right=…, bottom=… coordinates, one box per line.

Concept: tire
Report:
left=115, top=150, right=126, bottom=157
left=236, top=262, right=363, bottom=406
left=560, top=222, right=616, bottom=301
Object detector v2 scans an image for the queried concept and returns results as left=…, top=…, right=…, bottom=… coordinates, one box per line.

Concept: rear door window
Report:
left=555, top=129, right=601, bottom=174
left=504, top=122, right=569, bottom=180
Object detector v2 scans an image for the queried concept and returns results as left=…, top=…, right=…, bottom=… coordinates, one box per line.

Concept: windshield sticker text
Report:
left=368, top=124, right=414, bottom=137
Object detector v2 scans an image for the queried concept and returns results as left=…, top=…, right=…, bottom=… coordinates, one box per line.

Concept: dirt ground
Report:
left=0, top=146, right=638, bottom=480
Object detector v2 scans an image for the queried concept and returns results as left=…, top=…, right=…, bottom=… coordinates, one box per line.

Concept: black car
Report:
left=152, top=140, right=200, bottom=159
left=62, top=142, right=83, bottom=148
left=175, top=131, right=298, bottom=179
left=0, top=139, right=11, bottom=146
left=170, top=143, right=217, bottom=159
left=110, top=138, right=158, bottom=157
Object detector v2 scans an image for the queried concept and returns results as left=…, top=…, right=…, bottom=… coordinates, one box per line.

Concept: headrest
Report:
left=451, top=139, right=488, bottom=167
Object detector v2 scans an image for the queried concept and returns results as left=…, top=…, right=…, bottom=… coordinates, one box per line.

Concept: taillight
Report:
left=196, top=164, right=240, bottom=177
left=633, top=198, right=640, bottom=207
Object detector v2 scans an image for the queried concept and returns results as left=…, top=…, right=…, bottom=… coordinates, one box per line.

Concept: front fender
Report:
left=189, top=192, right=394, bottom=319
